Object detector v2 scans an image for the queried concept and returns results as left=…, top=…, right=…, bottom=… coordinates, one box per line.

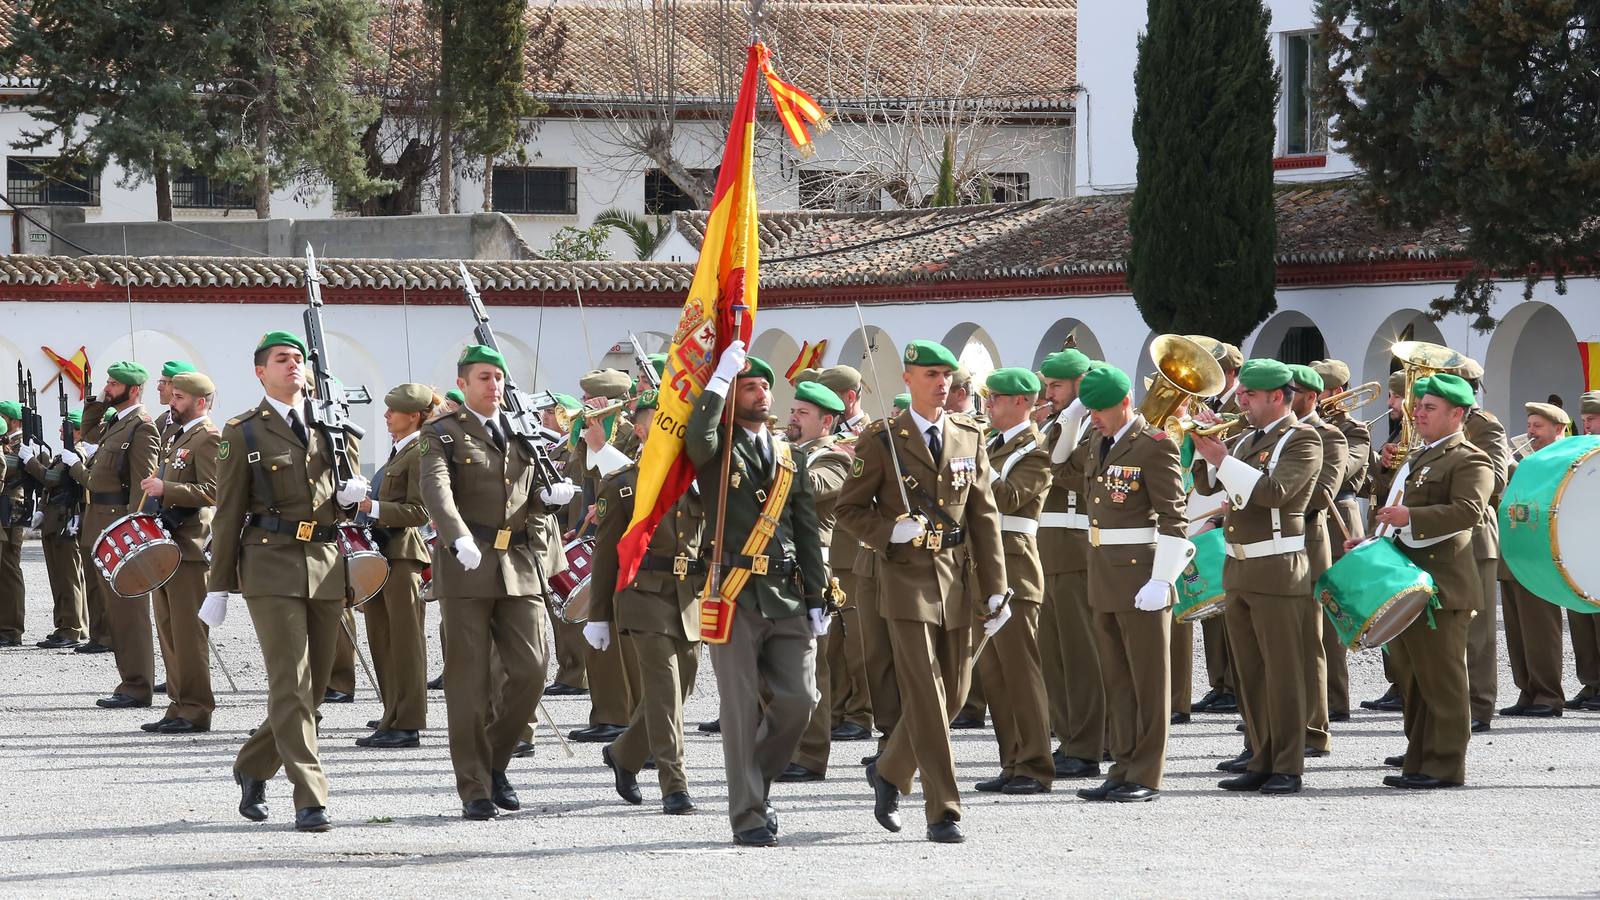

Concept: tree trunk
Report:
left=648, top=146, right=712, bottom=209
left=438, top=108, right=455, bottom=214
left=481, top=155, right=494, bottom=211
left=153, top=151, right=172, bottom=222
left=254, top=100, right=272, bottom=219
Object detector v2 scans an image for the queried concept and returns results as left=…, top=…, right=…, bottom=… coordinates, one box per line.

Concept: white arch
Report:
left=1360, top=309, right=1445, bottom=390
left=1484, top=301, right=1584, bottom=426
left=838, top=325, right=902, bottom=420
left=1249, top=309, right=1325, bottom=365
left=750, top=327, right=801, bottom=415
left=1033, top=318, right=1106, bottom=368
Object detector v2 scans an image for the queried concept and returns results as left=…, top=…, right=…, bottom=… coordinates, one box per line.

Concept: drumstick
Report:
left=339, top=612, right=383, bottom=706
left=207, top=635, right=240, bottom=693
left=537, top=699, right=577, bottom=758
left=1187, top=505, right=1226, bottom=524
left=1327, top=503, right=1353, bottom=545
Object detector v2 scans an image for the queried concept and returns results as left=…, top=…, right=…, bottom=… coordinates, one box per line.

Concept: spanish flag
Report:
left=613, top=43, right=822, bottom=643
left=41, top=345, right=89, bottom=399
left=1580, top=342, right=1600, bottom=390
left=785, top=339, right=828, bottom=383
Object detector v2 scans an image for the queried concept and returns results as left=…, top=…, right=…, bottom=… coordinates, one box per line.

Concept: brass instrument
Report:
left=1509, top=433, right=1536, bottom=460
left=553, top=396, right=634, bottom=433
left=1320, top=381, right=1381, bottom=417
left=1139, top=334, right=1226, bottom=428
left=1390, top=340, right=1465, bottom=466
left=1166, top=412, right=1248, bottom=441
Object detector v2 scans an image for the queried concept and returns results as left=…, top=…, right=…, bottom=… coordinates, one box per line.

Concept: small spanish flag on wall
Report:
left=1579, top=342, right=1600, bottom=390
left=785, top=339, right=828, bottom=383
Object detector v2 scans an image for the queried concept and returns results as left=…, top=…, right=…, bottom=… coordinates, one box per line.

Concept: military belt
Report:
left=246, top=513, right=338, bottom=543
left=637, top=554, right=706, bottom=576
left=90, top=491, right=130, bottom=506
left=714, top=552, right=798, bottom=576
left=1000, top=515, right=1039, bottom=536
left=466, top=521, right=530, bottom=549
left=1039, top=511, right=1089, bottom=530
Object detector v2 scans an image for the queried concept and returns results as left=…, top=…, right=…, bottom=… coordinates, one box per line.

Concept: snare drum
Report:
left=1172, top=529, right=1226, bottom=622
left=549, top=538, right=596, bottom=624
left=337, top=524, right=390, bottom=605
left=1315, top=537, right=1436, bottom=651
left=93, top=513, right=181, bottom=597
left=418, top=523, right=437, bottom=602
left=1499, top=435, right=1600, bottom=612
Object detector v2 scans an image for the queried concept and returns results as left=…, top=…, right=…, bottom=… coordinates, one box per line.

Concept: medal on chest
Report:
left=170, top=448, right=190, bottom=471
left=1104, top=464, right=1142, bottom=504
left=949, top=455, right=975, bottom=490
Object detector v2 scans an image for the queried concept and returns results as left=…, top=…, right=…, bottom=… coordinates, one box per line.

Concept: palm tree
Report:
left=594, top=208, right=673, bottom=260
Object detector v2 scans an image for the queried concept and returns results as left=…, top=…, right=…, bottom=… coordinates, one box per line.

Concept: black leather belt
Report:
left=91, top=491, right=130, bottom=506
left=1334, top=490, right=1358, bottom=502
left=637, top=553, right=706, bottom=576
left=466, top=522, right=530, bottom=549
left=716, top=552, right=797, bottom=576
left=246, top=513, right=338, bottom=543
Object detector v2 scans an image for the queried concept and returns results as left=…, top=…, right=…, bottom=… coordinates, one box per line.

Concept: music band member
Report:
left=1569, top=391, right=1600, bottom=711
left=1288, top=365, right=1347, bottom=757
left=1498, top=401, right=1569, bottom=718
left=0, top=401, right=32, bottom=647
left=1310, top=359, right=1371, bottom=723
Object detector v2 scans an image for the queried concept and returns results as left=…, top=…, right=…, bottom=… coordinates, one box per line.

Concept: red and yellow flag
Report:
left=784, top=339, right=828, bottom=383
left=761, top=55, right=829, bottom=157
left=1580, top=342, right=1600, bottom=390
left=41, top=345, right=89, bottom=398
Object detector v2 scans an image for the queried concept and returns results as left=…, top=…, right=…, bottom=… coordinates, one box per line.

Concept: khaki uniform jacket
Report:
left=1463, top=408, right=1508, bottom=560
left=420, top=409, right=558, bottom=599
left=372, top=436, right=431, bottom=564
left=135, top=418, right=220, bottom=562
left=801, top=436, right=853, bottom=558
left=25, top=454, right=81, bottom=538
left=1039, top=417, right=1092, bottom=575
left=1, top=431, right=26, bottom=532
left=988, top=423, right=1052, bottom=604
left=72, top=408, right=160, bottom=548
left=207, top=398, right=358, bottom=600
left=1329, top=410, right=1371, bottom=497
left=826, top=416, right=870, bottom=575
left=1197, top=414, right=1322, bottom=597
left=685, top=390, right=826, bottom=616
left=835, top=410, right=1006, bottom=625
left=589, top=465, right=705, bottom=641
left=1393, top=432, right=1492, bottom=609
left=1084, top=415, right=1187, bottom=610
left=1303, top=413, right=1348, bottom=557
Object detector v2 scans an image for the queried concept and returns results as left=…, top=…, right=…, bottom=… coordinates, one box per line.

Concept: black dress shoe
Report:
left=512, top=740, right=535, bottom=758
left=462, top=799, right=498, bottom=820
left=366, top=719, right=381, bottom=729
left=1384, top=754, right=1405, bottom=768
left=235, top=770, right=268, bottom=821
left=1583, top=696, right=1600, bottom=712
left=158, top=717, right=206, bottom=734
left=96, top=693, right=150, bottom=709
left=926, top=812, right=964, bottom=844
left=1207, top=692, right=1238, bottom=714
left=642, top=755, right=656, bottom=770
left=1498, top=703, right=1527, bottom=716
left=1520, top=704, right=1561, bottom=718
left=543, top=681, right=589, bottom=696
left=1219, top=771, right=1271, bottom=791
left=1191, top=688, right=1222, bottom=712
left=1002, top=776, right=1050, bottom=795
left=1108, top=782, right=1159, bottom=803
left=1564, top=695, right=1587, bottom=710
left=322, top=689, right=353, bottom=704
left=1329, top=711, right=1350, bottom=723
left=155, top=681, right=167, bottom=694
left=1389, top=772, right=1462, bottom=789
left=1217, top=749, right=1254, bottom=773
left=830, top=721, right=872, bottom=741
left=1361, top=686, right=1400, bottom=711
left=1235, top=722, right=1247, bottom=732
left=765, top=803, right=778, bottom=835
left=356, top=729, right=420, bottom=749
left=733, top=826, right=777, bottom=847
left=776, top=762, right=823, bottom=783
left=1076, top=779, right=1123, bottom=801
left=975, top=773, right=1009, bottom=793
left=36, top=634, right=80, bottom=649
left=427, top=674, right=444, bottom=690
left=1471, top=719, right=1491, bottom=733
left=1054, top=755, right=1100, bottom=779
left=0, top=636, right=20, bottom=647
left=949, top=714, right=985, bottom=729
left=74, top=641, right=112, bottom=654
left=698, top=718, right=721, bottom=734
left=663, top=791, right=696, bottom=815
left=861, top=751, right=881, bottom=767
left=1381, top=773, right=1408, bottom=788
left=865, top=761, right=901, bottom=833
left=1372, top=696, right=1402, bottom=712
left=603, top=744, right=641, bottom=805
left=491, top=770, right=520, bottom=810
left=140, top=719, right=169, bottom=732
left=1260, top=774, right=1302, bottom=795
left=1171, top=712, right=1191, bottom=725
left=571, top=724, right=626, bottom=743
left=1304, top=746, right=1329, bottom=758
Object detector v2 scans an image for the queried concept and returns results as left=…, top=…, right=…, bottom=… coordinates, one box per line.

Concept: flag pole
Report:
left=704, top=301, right=748, bottom=608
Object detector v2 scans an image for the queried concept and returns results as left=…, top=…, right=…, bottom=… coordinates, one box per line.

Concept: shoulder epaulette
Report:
left=862, top=418, right=889, bottom=437
left=227, top=407, right=260, bottom=427
left=948, top=413, right=982, bottom=432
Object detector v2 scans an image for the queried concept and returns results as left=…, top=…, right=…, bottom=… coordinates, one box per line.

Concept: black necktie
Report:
left=1099, top=435, right=1111, bottom=464
left=926, top=425, right=942, bottom=464
left=387, top=445, right=398, bottom=463
left=988, top=434, right=1002, bottom=453
left=486, top=418, right=506, bottom=454
left=287, top=408, right=308, bottom=446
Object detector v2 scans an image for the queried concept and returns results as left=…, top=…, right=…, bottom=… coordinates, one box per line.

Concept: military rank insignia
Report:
left=1104, top=464, right=1142, bottom=503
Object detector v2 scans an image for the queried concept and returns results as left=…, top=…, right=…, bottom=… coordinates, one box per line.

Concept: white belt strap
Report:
left=1227, top=535, right=1307, bottom=559
left=820, top=546, right=830, bottom=564
left=1039, top=511, right=1090, bottom=530
left=1265, top=426, right=1296, bottom=548
left=1089, top=526, right=1156, bottom=546
left=1000, top=515, right=1039, bottom=536
left=988, top=438, right=1041, bottom=485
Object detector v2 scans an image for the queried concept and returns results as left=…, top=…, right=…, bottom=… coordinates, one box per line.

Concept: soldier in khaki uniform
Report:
left=421, top=344, right=578, bottom=820
left=1569, top=391, right=1600, bottom=711
left=64, top=362, right=162, bottom=710
left=23, top=408, right=88, bottom=649
left=1192, top=358, right=1322, bottom=794
left=685, top=346, right=828, bottom=847
left=205, top=331, right=367, bottom=832
left=1288, top=365, right=1346, bottom=757
left=586, top=389, right=706, bottom=814
left=778, top=381, right=853, bottom=782
left=945, top=365, right=990, bottom=730
left=1070, top=365, right=1190, bottom=802
left=971, top=368, right=1054, bottom=794
left=1310, top=359, right=1370, bottom=722
left=542, top=391, right=590, bottom=696
left=0, top=405, right=29, bottom=647
left=1498, top=401, right=1568, bottom=718
left=1190, top=341, right=1243, bottom=715
left=1369, top=373, right=1492, bottom=788
left=837, top=339, right=1008, bottom=844
left=814, top=366, right=874, bottom=742
left=1037, top=349, right=1105, bottom=778
left=353, top=384, right=436, bottom=749
left=134, top=371, right=220, bottom=733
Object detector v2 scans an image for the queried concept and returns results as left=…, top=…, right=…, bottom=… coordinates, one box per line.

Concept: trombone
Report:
left=1320, top=381, right=1381, bottom=417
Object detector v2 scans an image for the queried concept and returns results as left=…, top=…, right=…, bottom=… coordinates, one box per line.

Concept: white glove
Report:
left=454, top=535, right=482, bottom=570
left=807, top=607, right=831, bottom=637
left=336, top=477, right=370, bottom=506
left=1135, top=580, right=1172, bottom=612
left=890, top=517, right=926, bottom=544
left=583, top=620, right=612, bottom=651
left=18, top=443, right=36, bottom=463
left=29, top=510, right=42, bottom=530
left=79, top=442, right=98, bottom=459
left=1050, top=399, right=1087, bottom=464
left=982, top=602, right=1012, bottom=637
left=540, top=480, right=579, bottom=505
left=59, top=448, right=80, bottom=467
left=199, top=591, right=229, bottom=627
left=712, top=340, right=748, bottom=383
left=986, top=593, right=1007, bottom=615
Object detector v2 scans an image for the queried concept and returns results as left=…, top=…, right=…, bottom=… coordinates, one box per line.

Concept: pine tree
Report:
left=1127, top=0, right=1279, bottom=343
left=1317, top=0, right=1600, bottom=328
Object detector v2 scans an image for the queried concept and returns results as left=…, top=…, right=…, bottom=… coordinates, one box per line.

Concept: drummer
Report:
left=1362, top=373, right=1491, bottom=788
left=1287, top=365, right=1346, bottom=757
left=1498, top=401, right=1569, bottom=719
left=1359, top=370, right=1411, bottom=714
left=1569, top=391, right=1600, bottom=711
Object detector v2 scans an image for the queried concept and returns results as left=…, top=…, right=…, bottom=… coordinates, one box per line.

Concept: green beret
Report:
left=635, top=389, right=659, bottom=412
left=1040, top=349, right=1091, bottom=380
left=445, top=388, right=465, bottom=405
left=648, top=354, right=666, bottom=378
left=817, top=365, right=862, bottom=397
left=739, top=355, right=775, bottom=384
left=985, top=367, right=1041, bottom=396
left=171, top=372, right=214, bottom=396
left=1582, top=391, right=1600, bottom=416
left=385, top=383, right=434, bottom=414
left=0, top=400, right=19, bottom=421
left=65, top=408, right=82, bottom=427
left=1409, top=376, right=1430, bottom=398
left=107, top=360, right=149, bottom=386
left=579, top=368, right=630, bottom=399
left=903, top=339, right=959, bottom=369
left=1288, top=364, right=1323, bottom=393
left=794, top=380, right=845, bottom=414
left=256, top=330, right=307, bottom=357
left=893, top=392, right=911, bottom=411
left=1078, top=365, right=1132, bottom=411
left=1421, top=372, right=1475, bottom=408
left=1237, top=358, right=1292, bottom=391
left=552, top=392, right=582, bottom=412
left=161, top=360, right=196, bottom=378
left=458, top=344, right=507, bottom=373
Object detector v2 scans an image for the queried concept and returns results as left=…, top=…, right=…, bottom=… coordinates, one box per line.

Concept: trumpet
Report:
left=1164, top=412, right=1248, bottom=441
left=1320, top=381, right=1381, bottom=417
left=553, top=396, right=634, bottom=433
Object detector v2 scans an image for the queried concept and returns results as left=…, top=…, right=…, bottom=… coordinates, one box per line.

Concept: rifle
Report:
left=301, top=246, right=371, bottom=484
left=456, top=261, right=563, bottom=489
left=25, top=369, right=46, bottom=453
left=628, top=333, right=661, bottom=390
left=57, top=368, right=74, bottom=452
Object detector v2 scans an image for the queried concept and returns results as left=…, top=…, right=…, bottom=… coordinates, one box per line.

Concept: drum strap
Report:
left=241, top=422, right=279, bottom=513
left=990, top=439, right=1039, bottom=484
left=1265, top=427, right=1297, bottom=546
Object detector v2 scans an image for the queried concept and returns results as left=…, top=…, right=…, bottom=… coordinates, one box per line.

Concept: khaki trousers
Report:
left=548, top=604, right=589, bottom=689
left=1388, top=608, right=1471, bottom=784
left=710, top=609, right=817, bottom=834
left=236, top=594, right=344, bottom=810
left=1303, top=529, right=1332, bottom=751
left=1202, top=615, right=1234, bottom=693
left=1093, top=607, right=1171, bottom=789
left=1322, top=616, right=1349, bottom=717
left=441, top=594, right=549, bottom=803
left=1225, top=592, right=1309, bottom=777
left=828, top=599, right=872, bottom=730
left=328, top=609, right=357, bottom=697
left=364, top=560, right=428, bottom=730
left=1501, top=580, right=1565, bottom=708
left=585, top=633, right=641, bottom=726
left=976, top=602, right=1053, bottom=784
left=1569, top=610, right=1600, bottom=698
left=101, top=573, right=154, bottom=704
left=854, top=571, right=899, bottom=746
left=1466, top=560, right=1499, bottom=721
left=0, top=532, right=22, bottom=642
left=152, top=561, right=213, bottom=727
left=42, top=535, right=87, bottom=640
left=1042, top=571, right=1105, bottom=758
left=1171, top=619, right=1194, bottom=714
left=877, top=619, right=973, bottom=826
left=612, top=631, right=698, bottom=795
left=83, top=542, right=110, bottom=646
left=793, top=618, right=834, bottom=774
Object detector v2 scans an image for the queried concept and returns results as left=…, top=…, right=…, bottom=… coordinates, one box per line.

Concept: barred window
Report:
left=6, top=156, right=100, bottom=206
left=173, top=169, right=252, bottom=210
left=492, top=167, right=577, bottom=215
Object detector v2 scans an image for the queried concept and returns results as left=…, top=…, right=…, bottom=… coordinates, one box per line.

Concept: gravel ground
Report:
left=2, top=544, right=1598, bottom=898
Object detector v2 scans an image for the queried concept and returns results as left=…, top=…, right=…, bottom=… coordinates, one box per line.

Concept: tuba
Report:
left=1390, top=340, right=1465, bottom=466
left=1139, top=335, right=1226, bottom=429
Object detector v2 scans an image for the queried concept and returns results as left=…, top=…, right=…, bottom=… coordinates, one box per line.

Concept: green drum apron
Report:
left=1174, top=528, right=1226, bottom=622
left=1315, top=537, right=1435, bottom=651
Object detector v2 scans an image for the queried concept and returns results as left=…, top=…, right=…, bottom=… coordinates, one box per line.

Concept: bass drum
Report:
left=1173, top=528, right=1226, bottom=622
left=1499, top=435, right=1600, bottom=612
left=1315, top=537, right=1435, bottom=651
left=549, top=538, right=596, bottom=624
